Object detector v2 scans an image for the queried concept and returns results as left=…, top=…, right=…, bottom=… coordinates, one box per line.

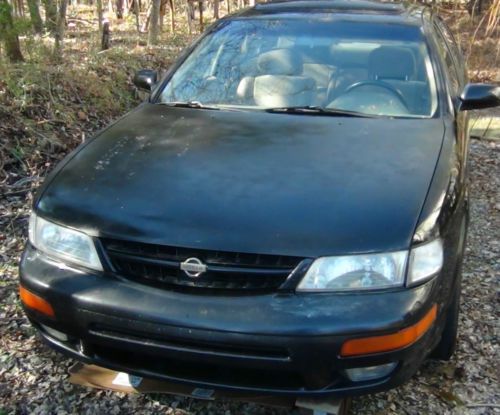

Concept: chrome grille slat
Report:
left=101, top=238, right=304, bottom=292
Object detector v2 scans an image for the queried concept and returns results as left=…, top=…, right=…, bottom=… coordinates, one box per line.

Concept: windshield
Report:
left=159, top=17, right=438, bottom=117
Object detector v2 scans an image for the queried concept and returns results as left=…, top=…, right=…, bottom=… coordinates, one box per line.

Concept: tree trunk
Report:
left=13, top=0, right=24, bottom=17
left=186, top=0, right=193, bottom=34
left=198, top=0, right=202, bottom=32
left=96, top=0, right=103, bottom=32
left=101, top=19, right=110, bottom=49
left=129, top=0, right=140, bottom=31
left=134, top=0, right=140, bottom=31
left=0, top=0, right=24, bottom=62
left=53, top=0, right=68, bottom=59
left=116, top=0, right=124, bottom=18
left=42, top=0, right=57, bottom=33
left=213, top=0, right=218, bottom=19
left=27, top=0, right=44, bottom=33
left=142, top=0, right=152, bottom=31
left=168, top=0, right=174, bottom=31
left=147, top=0, right=160, bottom=45
left=159, top=0, right=166, bottom=32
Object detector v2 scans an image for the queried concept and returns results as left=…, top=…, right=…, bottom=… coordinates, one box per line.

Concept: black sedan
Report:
left=20, top=0, right=500, bottom=399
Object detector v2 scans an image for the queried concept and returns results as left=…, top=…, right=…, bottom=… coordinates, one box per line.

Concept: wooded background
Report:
left=0, top=0, right=262, bottom=60
left=0, top=0, right=498, bottom=64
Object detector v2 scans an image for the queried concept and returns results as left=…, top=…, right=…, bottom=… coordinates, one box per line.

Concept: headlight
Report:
left=297, top=251, right=407, bottom=292
left=407, top=238, right=443, bottom=286
left=29, top=213, right=103, bottom=271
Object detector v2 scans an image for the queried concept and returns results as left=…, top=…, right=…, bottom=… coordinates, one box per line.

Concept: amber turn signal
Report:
left=19, top=286, right=55, bottom=318
left=340, top=304, right=437, bottom=357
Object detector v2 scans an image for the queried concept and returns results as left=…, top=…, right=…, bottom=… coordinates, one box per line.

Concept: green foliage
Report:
left=0, top=28, right=185, bottom=175
left=12, top=16, right=33, bottom=36
left=0, top=1, right=29, bottom=37
left=0, top=0, right=13, bottom=35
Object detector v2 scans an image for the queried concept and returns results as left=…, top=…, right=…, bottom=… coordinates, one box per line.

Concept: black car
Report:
left=20, top=0, right=500, bottom=399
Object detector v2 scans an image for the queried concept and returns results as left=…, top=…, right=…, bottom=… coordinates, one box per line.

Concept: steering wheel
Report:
left=342, top=80, right=409, bottom=111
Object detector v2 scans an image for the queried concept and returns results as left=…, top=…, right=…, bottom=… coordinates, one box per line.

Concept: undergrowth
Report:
left=0, top=16, right=193, bottom=258
left=0, top=25, right=192, bottom=187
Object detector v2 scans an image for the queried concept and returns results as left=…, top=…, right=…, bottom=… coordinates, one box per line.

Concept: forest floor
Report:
left=1, top=5, right=499, bottom=415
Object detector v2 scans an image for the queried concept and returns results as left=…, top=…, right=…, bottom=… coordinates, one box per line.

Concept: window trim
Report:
left=425, top=16, right=460, bottom=115
left=432, top=18, right=462, bottom=93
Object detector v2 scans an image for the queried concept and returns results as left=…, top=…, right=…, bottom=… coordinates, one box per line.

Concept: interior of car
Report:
left=161, top=23, right=436, bottom=117
left=234, top=38, right=433, bottom=115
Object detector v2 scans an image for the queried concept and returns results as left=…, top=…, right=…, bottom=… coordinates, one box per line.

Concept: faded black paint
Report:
left=36, top=105, right=444, bottom=257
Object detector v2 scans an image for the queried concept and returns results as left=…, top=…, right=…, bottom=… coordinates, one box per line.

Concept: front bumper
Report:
left=20, top=244, right=447, bottom=398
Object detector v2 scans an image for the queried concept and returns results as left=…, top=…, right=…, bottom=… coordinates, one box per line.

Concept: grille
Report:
left=101, top=239, right=304, bottom=292
left=91, top=343, right=307, bottom=391
left=89, top=325, right=290, bottom=361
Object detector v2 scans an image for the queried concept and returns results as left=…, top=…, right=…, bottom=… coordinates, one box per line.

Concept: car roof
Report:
left=235, top=0, right=428, bottom=26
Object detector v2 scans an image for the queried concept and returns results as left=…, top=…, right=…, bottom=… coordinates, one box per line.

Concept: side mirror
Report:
left=459, top=83, right=500, bottom=111
left=133, top=69, right=158, bottom=92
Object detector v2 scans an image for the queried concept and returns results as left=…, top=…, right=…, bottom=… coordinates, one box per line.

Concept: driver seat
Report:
left=368, top=46, right=416, bottom=82
left=368, top=46, right=428, bottom=113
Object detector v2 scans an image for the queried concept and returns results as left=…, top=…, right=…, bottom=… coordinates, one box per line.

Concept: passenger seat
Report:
left=238, top=49, right=316, bottom=107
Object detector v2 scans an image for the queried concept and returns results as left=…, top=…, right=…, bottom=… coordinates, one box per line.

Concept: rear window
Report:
left=160, top=17, right=438, bottom=117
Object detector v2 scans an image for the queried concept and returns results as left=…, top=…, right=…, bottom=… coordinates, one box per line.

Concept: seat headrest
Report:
left=368, top=46, right=416, bottom=80
left=257, top=49, right=302, bottom=76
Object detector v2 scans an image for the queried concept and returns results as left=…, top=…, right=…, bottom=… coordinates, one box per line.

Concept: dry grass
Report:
left=441, top=4, right=500, bottom=82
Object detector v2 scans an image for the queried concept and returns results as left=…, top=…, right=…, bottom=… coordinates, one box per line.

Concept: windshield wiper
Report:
left=264, top=106, right=379, bottom=118
left=158, top=101, right=220, bottom=110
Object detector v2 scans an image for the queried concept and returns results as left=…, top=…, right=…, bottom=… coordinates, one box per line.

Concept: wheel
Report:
left=430, top=280, right=461, bottom=360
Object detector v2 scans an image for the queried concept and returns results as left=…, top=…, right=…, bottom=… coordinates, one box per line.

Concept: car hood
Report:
left=37, top=104, right=444, bottom=257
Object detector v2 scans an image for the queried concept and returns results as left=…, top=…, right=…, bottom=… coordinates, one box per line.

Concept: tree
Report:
left=12, top=0, right=24, bottom=17
left=101, top=19, right=110, bottom=49
left=0, top=0, right=24, bottom=62
left=148, top=0, right=161, bottom=45
left=168, top=0, right=174, bottom=32
left=116, top=0, right=124, bottom=18
left=213, top=0, right=219, bottom=19
left=27, top=0, right=44, bottom=34
left=53, top=0, right=68, bottom=59
left=96, top=0, right=103, bottom=32
left=42, top=0, right=57, bottom=33
left=132, top=0, right=140, bottom=32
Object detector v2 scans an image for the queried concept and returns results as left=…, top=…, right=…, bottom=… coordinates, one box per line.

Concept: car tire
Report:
left=430, top=277, right=461, bottom=361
